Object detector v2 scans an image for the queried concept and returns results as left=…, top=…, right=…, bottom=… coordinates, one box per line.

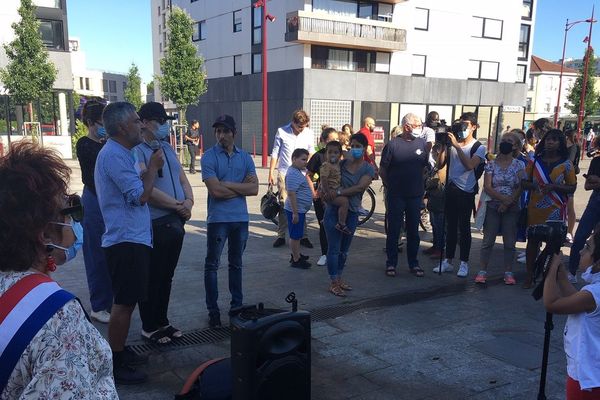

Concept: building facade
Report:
left=152, top=0, right=536, bottom=153
left=0, top=0, right=74, bottom=158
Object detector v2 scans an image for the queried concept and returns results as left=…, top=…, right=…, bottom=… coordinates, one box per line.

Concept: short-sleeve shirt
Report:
left=340, top=160, right=376, bottom=212
left=76, top=136, right=104, bottom=195
left=319, top=162, right=341, bottom=190
left=94, top=139, right=152, bottom=248
left=484, top=158, right=525, bottom=209
left=201, top=144, right=256, bottom=223
left=271, top=123, right=315, bottom=175
left=284, top=167, right=313, bottom=214
left=448, top=140, right=487, bottom=193
left=306, top=148, right=326, bottom=180
left=133, top=140, right=185, bottom=220
left=380, top=136, right=428, bottom=198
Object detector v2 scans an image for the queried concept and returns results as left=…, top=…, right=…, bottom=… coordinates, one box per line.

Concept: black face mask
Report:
left=499, top=142, right=513, bottom=155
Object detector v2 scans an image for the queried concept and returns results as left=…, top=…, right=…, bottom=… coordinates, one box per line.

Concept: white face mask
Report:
left=581, top=265, right=600, bottom=284
left=411, top=128, right=422, bottom=138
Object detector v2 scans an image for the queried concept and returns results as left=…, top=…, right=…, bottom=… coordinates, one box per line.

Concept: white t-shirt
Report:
left=271, top=123, right=315, bottom=176
left=448, top=139, right=486, bottom=193
left=420, top=126, right=436, bottom=143
left=564, top=282, right=600, bottom=390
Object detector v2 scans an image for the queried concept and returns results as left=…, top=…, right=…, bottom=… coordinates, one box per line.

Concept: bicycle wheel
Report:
left=357, top=186, right=376, bottom=226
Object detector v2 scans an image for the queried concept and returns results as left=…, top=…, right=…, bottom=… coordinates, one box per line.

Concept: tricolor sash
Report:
left=532, top=159, right=567, bottom=220
left=0, top=274, right=75, bottom=394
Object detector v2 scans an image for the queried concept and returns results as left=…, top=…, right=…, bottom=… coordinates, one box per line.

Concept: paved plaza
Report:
left=52, top=156, right=595, bottom=399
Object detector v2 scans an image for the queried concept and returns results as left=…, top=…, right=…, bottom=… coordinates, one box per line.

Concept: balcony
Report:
left=285, top=10, right=406, bottom=52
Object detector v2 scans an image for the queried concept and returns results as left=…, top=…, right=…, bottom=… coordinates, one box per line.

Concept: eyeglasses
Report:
left=60, top=194, right=83, bottom=222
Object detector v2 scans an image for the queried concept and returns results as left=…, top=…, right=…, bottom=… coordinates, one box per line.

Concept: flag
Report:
left=584, top=36, right=590, bottom=43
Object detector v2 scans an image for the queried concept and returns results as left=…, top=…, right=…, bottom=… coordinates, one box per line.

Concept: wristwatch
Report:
left=336, top=188, right=342, bottom=196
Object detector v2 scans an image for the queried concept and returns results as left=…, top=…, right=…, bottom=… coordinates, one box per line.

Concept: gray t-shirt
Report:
left=448, top=140, right=486, bottom=193
left=340, top=160, right=376, bottom=212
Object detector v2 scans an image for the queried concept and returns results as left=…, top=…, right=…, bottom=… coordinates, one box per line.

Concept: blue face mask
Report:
left=350, top=148, right=364, bottom=159
left=96, top=125, right=107, bottom=138
left=156, top=123, right=170, bottom=140
left=50, top=219, right=84, bottom=263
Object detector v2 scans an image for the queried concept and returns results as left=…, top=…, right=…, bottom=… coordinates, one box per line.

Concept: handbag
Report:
left=260, top=184, right=280, bottom=220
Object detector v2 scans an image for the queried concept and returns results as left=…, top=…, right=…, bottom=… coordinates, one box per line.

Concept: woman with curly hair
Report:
left=0, top=142, right=116, bottom=398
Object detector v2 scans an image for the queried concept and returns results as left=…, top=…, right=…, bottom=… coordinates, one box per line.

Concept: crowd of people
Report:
left=2, top=101, right=600, bottom=398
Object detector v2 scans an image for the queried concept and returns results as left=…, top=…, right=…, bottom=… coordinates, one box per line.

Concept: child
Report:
left=285, top=148, right=313, bottom=269
left=319, top=141, right=351, bottom=234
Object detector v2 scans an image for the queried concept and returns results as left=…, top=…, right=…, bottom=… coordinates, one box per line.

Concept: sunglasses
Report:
left=60, top=194, right=83, bottom=222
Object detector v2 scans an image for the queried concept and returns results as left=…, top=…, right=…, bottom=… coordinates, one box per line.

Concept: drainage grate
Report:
left=128, top=274, right=506, bottom=355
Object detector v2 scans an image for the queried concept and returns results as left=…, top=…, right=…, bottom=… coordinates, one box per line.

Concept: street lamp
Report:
left=553, top=17, right=596, bottom=128
left=578, top=8, right=596, bottom=159
left=253, top=0, right=276, bottom=167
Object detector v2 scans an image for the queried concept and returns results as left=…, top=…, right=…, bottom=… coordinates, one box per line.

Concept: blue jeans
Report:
left=81, top=187, right=113, bottom=312
left=204, top=222, right=248, bottom=316
left=386, top=195, right=421, bottom=269
left=430, top=211, right=445, bottom=251
left=323, top=205, right=358, bottom=280
left=569, top=194, right=600, bottom=274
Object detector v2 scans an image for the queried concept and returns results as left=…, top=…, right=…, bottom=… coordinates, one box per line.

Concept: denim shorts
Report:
left=285, top=210, right=306, bottom=240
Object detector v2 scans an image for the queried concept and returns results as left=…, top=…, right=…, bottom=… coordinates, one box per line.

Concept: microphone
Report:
left=149, top=140, right=163, bottom=178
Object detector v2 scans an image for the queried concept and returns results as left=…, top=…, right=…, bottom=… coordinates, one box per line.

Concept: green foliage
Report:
left=567, top=48, right=599, bottom=117
left=72, top=119, right=87, bottom=157
left=157, top=7, right=207, bottom=118
left=124, top=63, right=143, bottom=109
left=146, top=81, right=154, bottom=95
left=0, top=0, right=57, bottom=108
left=72, top=91, right=81, bottom=111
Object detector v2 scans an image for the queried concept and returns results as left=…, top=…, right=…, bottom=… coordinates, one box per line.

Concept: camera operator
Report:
left=433, top=112, right=486, bottom=278
left=543, top=228, right=600, bottom=399
left=522, top=129, right=577, bottom=288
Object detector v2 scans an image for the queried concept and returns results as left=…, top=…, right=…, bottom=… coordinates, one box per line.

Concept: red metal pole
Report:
left=579, top=7, right=595, bottom=159
left=260, top=1, right=268, bottom=167
left=554, top=19, right=569, bottom=128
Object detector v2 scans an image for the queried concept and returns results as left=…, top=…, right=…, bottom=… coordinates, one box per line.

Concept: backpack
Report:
left=174, top=357, right=232, bottom=400
left=470, top=141, right=486, bottom=193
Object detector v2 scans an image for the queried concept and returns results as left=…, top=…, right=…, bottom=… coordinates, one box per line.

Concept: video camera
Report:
left=527, top=221, right=567, bottom=300
left=428, top=119, right=469, bottom=146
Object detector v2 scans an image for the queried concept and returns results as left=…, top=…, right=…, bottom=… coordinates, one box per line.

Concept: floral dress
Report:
left=0, top=271, right=118, bottom=400
left=485, top=158, right=525, bottom=210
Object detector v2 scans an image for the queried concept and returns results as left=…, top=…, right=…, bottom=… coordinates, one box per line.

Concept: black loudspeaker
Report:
left=230, top=304, right=311, bottom=400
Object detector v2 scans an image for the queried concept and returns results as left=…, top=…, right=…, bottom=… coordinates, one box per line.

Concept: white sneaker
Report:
left=566, top=233, right=574, bottom=244
left=433, top=259, right=453, bottom=273
left=568, top=273, right=578, bottom=284
left=317, top=255, right=327, bottom=266
left=90, top=310, right=110, bottom=324
left=517, top=255, right=526, bottom=263
left=457, top=262, right=469, bottom=277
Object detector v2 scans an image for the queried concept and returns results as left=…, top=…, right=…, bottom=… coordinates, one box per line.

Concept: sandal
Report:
left=141, top=329, right=171, bottom=344
left=410, top=266, right=425, bottom=277
left=335, top=223, right=352, bottom=235
left=161, top=325, right=183, bottom=339
left=329, top=282, right=346, bottom=297
left=339, top=281, right=353, bottom=291
left=386, top=266, right=396, bottom=277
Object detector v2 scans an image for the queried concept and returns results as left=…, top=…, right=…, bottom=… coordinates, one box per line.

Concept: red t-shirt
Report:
left=358, top=126, right=376, bottom=164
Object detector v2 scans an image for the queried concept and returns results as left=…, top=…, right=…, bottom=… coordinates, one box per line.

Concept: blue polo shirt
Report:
left=94, top=138, right=152, bottom=248
left=201, top=144, right=256, bottom=223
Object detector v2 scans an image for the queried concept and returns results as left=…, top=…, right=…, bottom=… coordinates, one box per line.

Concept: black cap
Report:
left=138, top=102, right=176, bottom=121
left=212, top=115, right=236, bottom=133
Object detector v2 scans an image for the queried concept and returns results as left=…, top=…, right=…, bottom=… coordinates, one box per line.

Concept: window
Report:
left=528, top=76, right=534, bottom=90
left=200, top=20, right=206, bottom=40
left=472, top=16, right=503, bottom=39
left=158, top=6, right=160, bottom=16
left=468, top=60, right=499, bottom=81
left=544, top=98, right=551, bottom=113
left=526, top=97, right=532, bottom=112
left=103, top=79, right=108, bottom=92
left=109, top=80, right=117, bottom=93
left=252, top=53, right=262, bottom=73
left=79, top=77, right=84, bottom=90
left=311, top=45, right=376, bottom=73
left=122, top=81, right=127, bottom=91
left=233, top=10, right=242, bottom=32
left=162, top=13, right=166, bottom=28
left=191, top=0, right=199, bottom=2
left=252, top=6, right=262, bottom=45
left=38, top=20, right=64, bottom=50
left=375, top=52, right=390, bottom=73
left=519, top=24, right=531, bottom=60
left=522, top=0, right=533, bottom=19
left=412, top=54, right=426, bottom=76
left=313, top=0, right=358, bottom=18
left=377, top=3, right=393, bottom=22
left=234, top=55, right=242, bottom=76
left=516, top=64, right=527, bottom=83
left=358, top=2, right=374, bottom=19
left=163, top=31, right=167, bottom=45
left=414, top=8, right=429, bottom=31
left=193, top=20, right=206, bottom=41
left=34, top=0, right=61, bottom=8
left=85, top=78, right=90, bottom=90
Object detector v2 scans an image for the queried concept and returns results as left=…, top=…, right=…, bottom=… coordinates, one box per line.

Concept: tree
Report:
left=124, top=63, right=143, bottom=109
left=0, top=0, right=57, bottom=121
left=157, top=7, right=207, bottom=122
left=567, top=48, right=599, bottom=118
left=146, top=81, right=154, bottom=96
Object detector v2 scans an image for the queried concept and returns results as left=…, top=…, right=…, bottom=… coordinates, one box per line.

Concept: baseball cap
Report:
left=138, top=102, right=176, bottom=122
left=212, top=115, right=236, bottom=133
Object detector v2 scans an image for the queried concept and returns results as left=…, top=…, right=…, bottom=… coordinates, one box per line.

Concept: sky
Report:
left=68, top=0, right=153, bottom=83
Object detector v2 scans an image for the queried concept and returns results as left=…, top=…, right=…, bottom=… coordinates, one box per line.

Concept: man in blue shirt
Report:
left=95, top=102, right=164, bottom=384
left=201, top=115, right=259, bottom=328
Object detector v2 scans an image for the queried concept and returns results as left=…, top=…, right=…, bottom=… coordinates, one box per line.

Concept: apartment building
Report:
left=152, top=0, right=536, bottom=152
left=0, top=0, right=74, bottom=158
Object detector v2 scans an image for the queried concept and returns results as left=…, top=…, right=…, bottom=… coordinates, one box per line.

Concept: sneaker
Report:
left=300, top=238, right=314, bottom=248
left=113, top=364, right=148, bottom=385
left=474, top=271, right=487, bottom=284
left=289, top=253, right=309, bottom=263
left=122, top=347, right=148, bottom=366
left=208, top=313, right=222, bottom=328
left=317, top=255, right=327, bottom=266
left=517, top=254, right=526, bottom=263
left=457, top=262, right=469, bottom=278
left=566, top=233, right=574, bottom=244
left=273, top=238, right=286, bottom=248
left=290, top=258, right=311, bottom=269
left=90, top=310, right=110, bottom=324
left=504, top=272, right=516, bottom=285
left=433, top=259, right=453, bottom=273
left=568, top=273, right=578, bottom=284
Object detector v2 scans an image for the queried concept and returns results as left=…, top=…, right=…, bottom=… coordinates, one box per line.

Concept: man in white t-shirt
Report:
left=268, top=110, right=315, bottom=248
left=433, top=112, right=486, bottom=278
